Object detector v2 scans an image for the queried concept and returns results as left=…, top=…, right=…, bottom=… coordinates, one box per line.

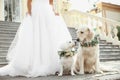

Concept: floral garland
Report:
left=58, top=50, right=76, bottom=58
left=81, top=35, right=99, bottom=47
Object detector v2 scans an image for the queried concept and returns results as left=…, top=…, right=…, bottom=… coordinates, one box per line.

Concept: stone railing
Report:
left=61, top=10, right=120, bottom=45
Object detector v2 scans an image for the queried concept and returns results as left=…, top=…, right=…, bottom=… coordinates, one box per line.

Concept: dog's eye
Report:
left=81, top=31, right=84, bottom=34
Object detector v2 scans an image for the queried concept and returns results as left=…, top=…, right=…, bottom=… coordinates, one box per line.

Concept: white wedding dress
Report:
left=0, top=0, right=72, bottom=77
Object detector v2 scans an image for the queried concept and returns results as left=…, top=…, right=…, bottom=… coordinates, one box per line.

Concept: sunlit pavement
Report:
left=0, top=61, right=120, bottom=80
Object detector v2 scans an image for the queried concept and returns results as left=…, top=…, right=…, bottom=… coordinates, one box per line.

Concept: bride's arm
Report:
left=27, top=0, right=32, bottom=15
left=51, top=0, right=59, bottom=16
left=49, top=0, right=53, bottom=5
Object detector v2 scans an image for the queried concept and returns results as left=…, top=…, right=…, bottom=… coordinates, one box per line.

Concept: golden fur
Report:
left=75, top=27, right=103, bottom=74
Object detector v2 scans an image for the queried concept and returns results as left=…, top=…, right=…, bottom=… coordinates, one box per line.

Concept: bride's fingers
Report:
left=26, top=12, right=31, bottom=16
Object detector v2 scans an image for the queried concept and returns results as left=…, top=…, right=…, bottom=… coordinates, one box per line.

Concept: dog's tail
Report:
left=92, top=64, right=120, bottom=78
left=100, top=64, right=120, bottom=73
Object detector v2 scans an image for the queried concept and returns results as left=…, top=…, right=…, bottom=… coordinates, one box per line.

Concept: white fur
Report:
left=58, top=57, right=76, bottom=76
left=58, top=41, right=76, bottom=76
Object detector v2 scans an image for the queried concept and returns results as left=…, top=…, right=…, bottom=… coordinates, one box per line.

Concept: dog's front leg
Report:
left=95, top=58, right=103, bottom=74
left=58, top=64, right=63, bottom=76
left=79, top=55, right=84, bottom=74
left=71, top=63, right=76, bottom=76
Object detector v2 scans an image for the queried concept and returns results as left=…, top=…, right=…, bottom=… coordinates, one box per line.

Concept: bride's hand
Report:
left=27, top=11, right=31, bottom=15
left=26, top=12, right=31, bottom=16
left=52, top=7, right=59, bottom=16
left=27, top=0, right=32, bottom=15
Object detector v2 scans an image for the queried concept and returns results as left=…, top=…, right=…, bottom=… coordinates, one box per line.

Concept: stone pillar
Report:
left=20, top=0, right=27, bottom=21
left=0, top=0, right=4, bottom=21
left=113, top=26, right=120, bottom=45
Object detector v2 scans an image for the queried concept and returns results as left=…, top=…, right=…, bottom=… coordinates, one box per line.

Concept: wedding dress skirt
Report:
left=0, top=0, right=72, bottom=77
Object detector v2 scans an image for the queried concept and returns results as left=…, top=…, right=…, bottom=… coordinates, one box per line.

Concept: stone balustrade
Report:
left=60, top=4, right=120, bottom=45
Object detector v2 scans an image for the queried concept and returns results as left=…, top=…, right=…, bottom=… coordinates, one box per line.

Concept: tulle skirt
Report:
left=0, top=1, right=72, bottom=77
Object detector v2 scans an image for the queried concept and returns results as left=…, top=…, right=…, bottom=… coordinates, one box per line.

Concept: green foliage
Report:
left=117, top=26, right=120, bottom=40
left=81, top=35, right=99, bottom=47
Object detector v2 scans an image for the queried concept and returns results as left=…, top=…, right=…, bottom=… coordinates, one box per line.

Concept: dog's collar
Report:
left=80, top=35, right=99, bottom=47
left=58, top=50, right=76, bottom=58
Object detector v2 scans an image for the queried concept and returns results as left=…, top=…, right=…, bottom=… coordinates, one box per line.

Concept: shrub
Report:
left=117, top=26, right=120, bottom=40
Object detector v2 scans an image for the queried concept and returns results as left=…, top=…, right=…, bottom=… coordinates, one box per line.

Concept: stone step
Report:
left=100, top=49, right=120, bottom=51
left=0, top=41, right=14, bottom=44
left=0, top=44, right=119, bottom=52
left=0, top=21, right=20, bottom=26
left=0, top=31, right=16, bottom=34
left=99, top=44, right=119, bottom=48
left=100, top=54, right=120, bottom=57
left=100, top=48, right=120, bottom=51
left=100, top=51, right=120, bottom=53
left=0, top=43, right=11, bottom=46
left=0, top=46, right=9, bottom=50
left=0, top=34, right=15, bottom=37
left=0, top=56, right=7, bottom=62
left=0, top=24, right=19, bottom=30
left=0, top=39, right=13, bottom=42
left=0, top=30, right=17, bottom=33
left=100, top=52, right=120, bottom=55
left=0, top=56, right=120, bottom=63
left=0, top=62, right=8, bottom=65
left=0, top=51, right=8, bottom=56
left=0, top=50, right=120, bottom=56
left=68, top=28, right=77, bottom=39
left=0, top=53, right=7, bottom=56
left=0, top=47, right=9, bottom=51
left=100, top=57, right=120, bottom=61
left=99, top=41, right=107, bottom=44
left=0, top=36, right=14, bottom=39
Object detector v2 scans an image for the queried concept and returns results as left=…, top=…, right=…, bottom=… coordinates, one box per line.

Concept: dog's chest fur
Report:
left=82, top=45, right=98, bottom=56
left=60, top=57, right=74, bottom=70
left=81, top=45, right=99, bottom=65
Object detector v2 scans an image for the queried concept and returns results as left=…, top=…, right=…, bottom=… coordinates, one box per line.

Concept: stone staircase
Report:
left=0, top=21, right=19, bottom=65
left=0, top=21, right=120, bottom=65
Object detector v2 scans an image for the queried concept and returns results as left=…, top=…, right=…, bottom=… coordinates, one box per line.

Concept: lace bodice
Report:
left=33, top=0, right=49, bottom=4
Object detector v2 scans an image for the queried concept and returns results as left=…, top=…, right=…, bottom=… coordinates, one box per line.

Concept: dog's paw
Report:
left=58, top=73, right=62, bottom=76
left=96, top=70, right=104, bottom=74
left=89, top=69, right=95, bottom=74
left=78, top=71, right=84, bottom=74
left=71, top=72, right=76, bottom=76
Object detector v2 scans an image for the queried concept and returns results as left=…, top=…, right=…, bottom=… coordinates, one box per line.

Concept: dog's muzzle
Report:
left=76, top=38, right=80, bottom=42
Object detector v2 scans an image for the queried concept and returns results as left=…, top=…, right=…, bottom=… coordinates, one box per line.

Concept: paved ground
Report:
left=0, top=61, right=120, bottom=80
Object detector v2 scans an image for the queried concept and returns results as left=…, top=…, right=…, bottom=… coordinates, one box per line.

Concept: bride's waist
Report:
left=32, top=0, right=49, bottom=5
left=32, top=1, right=52, bottom=10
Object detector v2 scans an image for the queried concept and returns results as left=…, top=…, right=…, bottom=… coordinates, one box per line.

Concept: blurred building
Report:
left=89, top=2, right=120, bottom=35
left=0, top=0, right=69, bottom=22
left=90, top=2, right=120, bottom=22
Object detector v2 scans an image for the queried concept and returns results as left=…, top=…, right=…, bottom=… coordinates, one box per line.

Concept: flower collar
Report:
left=80, top=35, right=99, bottom=47
left=58, top=50, right=76, bottom=58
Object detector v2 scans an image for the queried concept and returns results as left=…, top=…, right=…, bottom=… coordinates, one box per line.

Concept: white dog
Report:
left=75, top=27, right=103, bottom=74
left=58, top=41, right=76, bottom=76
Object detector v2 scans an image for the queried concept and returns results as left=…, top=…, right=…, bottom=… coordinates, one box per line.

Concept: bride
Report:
left=0, top=0, right=72, bottom=77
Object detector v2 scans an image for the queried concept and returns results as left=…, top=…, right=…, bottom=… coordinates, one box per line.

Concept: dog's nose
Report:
left=75, top=41, right=77, bottom=45
left=81, top=31, right=84, bottom=34
left=76, top=38, right=80, bottom=42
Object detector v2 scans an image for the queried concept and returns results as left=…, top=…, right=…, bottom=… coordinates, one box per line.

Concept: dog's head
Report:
left=60, top=41, right=75, bottom=51
left=76, top=27, right=94, bottom=42
left=58, top=41, right=76, bottom=57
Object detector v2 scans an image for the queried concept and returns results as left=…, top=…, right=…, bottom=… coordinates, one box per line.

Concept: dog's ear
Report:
left=87, top=28, right=94, bottom=40
left=87, top=28, right=91, bottom=33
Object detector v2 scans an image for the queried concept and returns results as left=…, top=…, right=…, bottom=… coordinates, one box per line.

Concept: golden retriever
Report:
left=75, top=27, right=103, bottom=74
